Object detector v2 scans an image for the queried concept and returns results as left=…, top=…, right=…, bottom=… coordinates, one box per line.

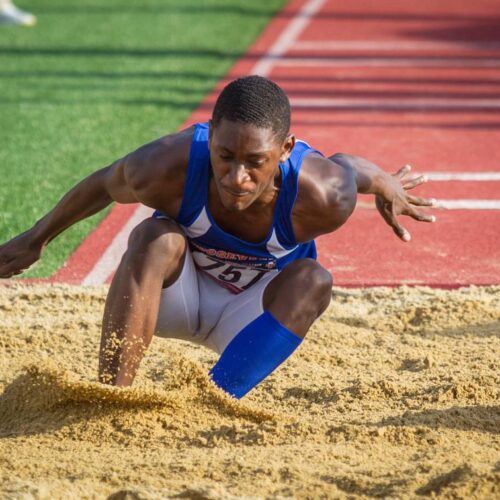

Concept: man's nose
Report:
left=228, top=163, right=249, bottom=186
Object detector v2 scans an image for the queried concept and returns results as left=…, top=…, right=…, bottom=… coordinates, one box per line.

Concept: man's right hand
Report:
left=0, top=229, right=44, bottom=278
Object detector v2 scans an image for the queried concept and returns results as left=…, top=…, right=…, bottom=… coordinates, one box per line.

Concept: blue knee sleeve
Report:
left=209, top=311, right=302, bottom=399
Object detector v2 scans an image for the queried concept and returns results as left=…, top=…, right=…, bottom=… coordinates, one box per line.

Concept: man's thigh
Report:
left=154, top=243, right=280, bottom=354
left=154, top=247, right=236, bottom=347
left=154, top=245, right=201, bottom=341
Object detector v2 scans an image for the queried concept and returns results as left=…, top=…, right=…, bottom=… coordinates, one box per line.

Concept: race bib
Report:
left=192, top=251, right=275, bottom=294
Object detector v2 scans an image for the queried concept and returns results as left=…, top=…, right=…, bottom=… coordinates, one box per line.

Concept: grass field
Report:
left=0, top=0, right=286, bottom=278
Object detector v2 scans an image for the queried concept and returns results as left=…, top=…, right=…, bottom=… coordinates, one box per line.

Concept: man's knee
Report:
left=123, top=218, right=187, bottom=272
left=286, top=259, right=333, bottom=310
left=263, top=259, right=333, bottom=333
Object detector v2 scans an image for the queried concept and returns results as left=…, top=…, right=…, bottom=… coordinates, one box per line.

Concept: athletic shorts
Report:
left=154, top=244, right=278, bottom=354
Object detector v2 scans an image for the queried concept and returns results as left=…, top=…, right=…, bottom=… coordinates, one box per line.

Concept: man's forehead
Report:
left=211, top=120, right=280, bottom=152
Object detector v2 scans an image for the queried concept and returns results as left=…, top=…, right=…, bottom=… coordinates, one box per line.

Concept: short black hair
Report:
left=212, top=75, right=291, bottom=142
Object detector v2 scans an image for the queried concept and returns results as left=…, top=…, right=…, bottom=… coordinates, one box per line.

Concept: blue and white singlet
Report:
left=154, top=122, right=321, bottom=294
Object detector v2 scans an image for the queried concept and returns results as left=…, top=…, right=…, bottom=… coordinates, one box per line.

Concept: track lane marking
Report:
left=276, top=57, right=500, bottom=68
left=358, top=200, right=500, bottom=210
left=434, top=200, right=500, bottom=209
left=293, top=40, right=500, bottom=51
left=290, top=97, right=500, bottom=109
left=252, top=0, right=327, bottom=76
left=424, top=173, right=500, bottom=181
left=81, top=204, right=152, bottom=285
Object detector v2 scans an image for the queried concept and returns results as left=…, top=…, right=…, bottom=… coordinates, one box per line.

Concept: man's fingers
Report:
left=0, top=260, right=13, bottom=276
left=403, top=175, right=428, bottom=190
left=389, top=202, right=411, bottom=241
left=395, top=164, right=412, bottom=179
left=0, top=268, right=25, bottom=278
left=394, top=224, right=411, bottom=241
left=404, top=205, right=436, bottom=223
left=0, top=264, right=19, bottom=278
left=407, top=194, right=437, bottom=207
left=0, top=255, right=32, bottom=277
left=376, top=197, right=411, bottom=241
left=0, top=269, right=16, bottom=279
left=411, top=211, right=436, bottom=223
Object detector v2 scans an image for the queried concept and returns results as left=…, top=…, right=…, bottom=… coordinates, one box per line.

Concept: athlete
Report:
left=0, top=76, right=435, bottom=398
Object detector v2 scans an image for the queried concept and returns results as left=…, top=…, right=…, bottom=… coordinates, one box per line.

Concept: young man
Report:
left=0, top=76, right=435, bottom=398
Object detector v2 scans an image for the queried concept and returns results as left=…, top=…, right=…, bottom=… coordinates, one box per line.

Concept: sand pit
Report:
left=0, top=283, right=499, bottom=499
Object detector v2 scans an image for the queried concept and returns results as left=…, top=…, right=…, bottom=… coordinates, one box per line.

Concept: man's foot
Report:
left=0, top=2, right=36, bottom=26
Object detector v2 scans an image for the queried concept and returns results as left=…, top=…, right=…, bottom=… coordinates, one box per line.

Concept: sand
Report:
left=0, top=283, right=499, bottom=499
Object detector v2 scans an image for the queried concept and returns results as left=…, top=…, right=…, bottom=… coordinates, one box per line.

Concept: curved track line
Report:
left=81, top=205, right=153, bottom=285
left=253, top=0, right=327, bottom=76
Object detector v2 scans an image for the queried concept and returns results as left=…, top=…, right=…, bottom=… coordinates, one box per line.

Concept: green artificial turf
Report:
left=0, top=0, right=286, bottom=278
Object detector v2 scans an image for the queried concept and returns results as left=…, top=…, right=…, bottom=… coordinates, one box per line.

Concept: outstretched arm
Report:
left=0, top=159, right=137, bottom=278
left=0, top=130, right=190, bottom=278
left=330, top=153, right=436, bottom=242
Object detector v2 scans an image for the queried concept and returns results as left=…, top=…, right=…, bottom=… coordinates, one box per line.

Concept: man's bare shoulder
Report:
left=292, top=153, right=357, bottom=242
left=124, top=126, right=193, bottom=185
left=123, top=126, right=194, bottom=216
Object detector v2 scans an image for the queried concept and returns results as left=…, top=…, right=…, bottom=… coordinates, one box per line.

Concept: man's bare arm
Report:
left=330, top=153, right=436, bottom=241
left=0, top=129, right=191, bottom=278
left=293, top=154, right=358, bottom=242
left=293, top=153, right=436, bottom=243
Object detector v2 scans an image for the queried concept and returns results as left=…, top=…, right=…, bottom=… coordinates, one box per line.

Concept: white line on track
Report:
left=424, top=172, right=500, bottom=181
left=252, top=0, right=328, bottom=76
left=276, top=57, right=500, bottom=68
left=290, top=97, right=500, bottom=109
left=435, top=200, right=500, bottom=209
left=81, top=204, right=153, bottom=286
left=360, top=199, right=500, bottom=210
left=293, top=40, right=500, bottom=51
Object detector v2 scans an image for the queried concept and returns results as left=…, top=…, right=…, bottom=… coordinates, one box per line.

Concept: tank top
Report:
left=154, top=122, right=320, bottom=294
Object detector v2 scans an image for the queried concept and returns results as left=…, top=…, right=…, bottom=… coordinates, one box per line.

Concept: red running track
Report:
left=32, top=0, right=500, bottom=287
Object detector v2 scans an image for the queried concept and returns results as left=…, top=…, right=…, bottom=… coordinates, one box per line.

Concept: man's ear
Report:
left=279, top=134, right=295, bottom=163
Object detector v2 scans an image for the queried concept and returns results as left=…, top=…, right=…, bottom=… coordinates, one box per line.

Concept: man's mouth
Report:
left=222, top=186, right=251, bottom=197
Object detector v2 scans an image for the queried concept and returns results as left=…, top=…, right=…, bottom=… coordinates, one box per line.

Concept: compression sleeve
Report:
left=209, top=310, right=302, bottom=399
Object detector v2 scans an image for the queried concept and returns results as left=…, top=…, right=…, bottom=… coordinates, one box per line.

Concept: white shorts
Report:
left=154, top=245, right=278, bottom=354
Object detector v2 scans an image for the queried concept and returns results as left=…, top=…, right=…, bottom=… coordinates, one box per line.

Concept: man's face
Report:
left=209, top=118, right=295, bottom=211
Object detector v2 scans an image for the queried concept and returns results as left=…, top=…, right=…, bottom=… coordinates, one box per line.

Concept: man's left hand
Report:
left=374, top=164, right=436, bottom=242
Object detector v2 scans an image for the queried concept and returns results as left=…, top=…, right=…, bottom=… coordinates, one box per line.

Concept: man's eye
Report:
left=248, top=160, right=264, bottom=167
left=220, top=155, right=232, bottom=161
